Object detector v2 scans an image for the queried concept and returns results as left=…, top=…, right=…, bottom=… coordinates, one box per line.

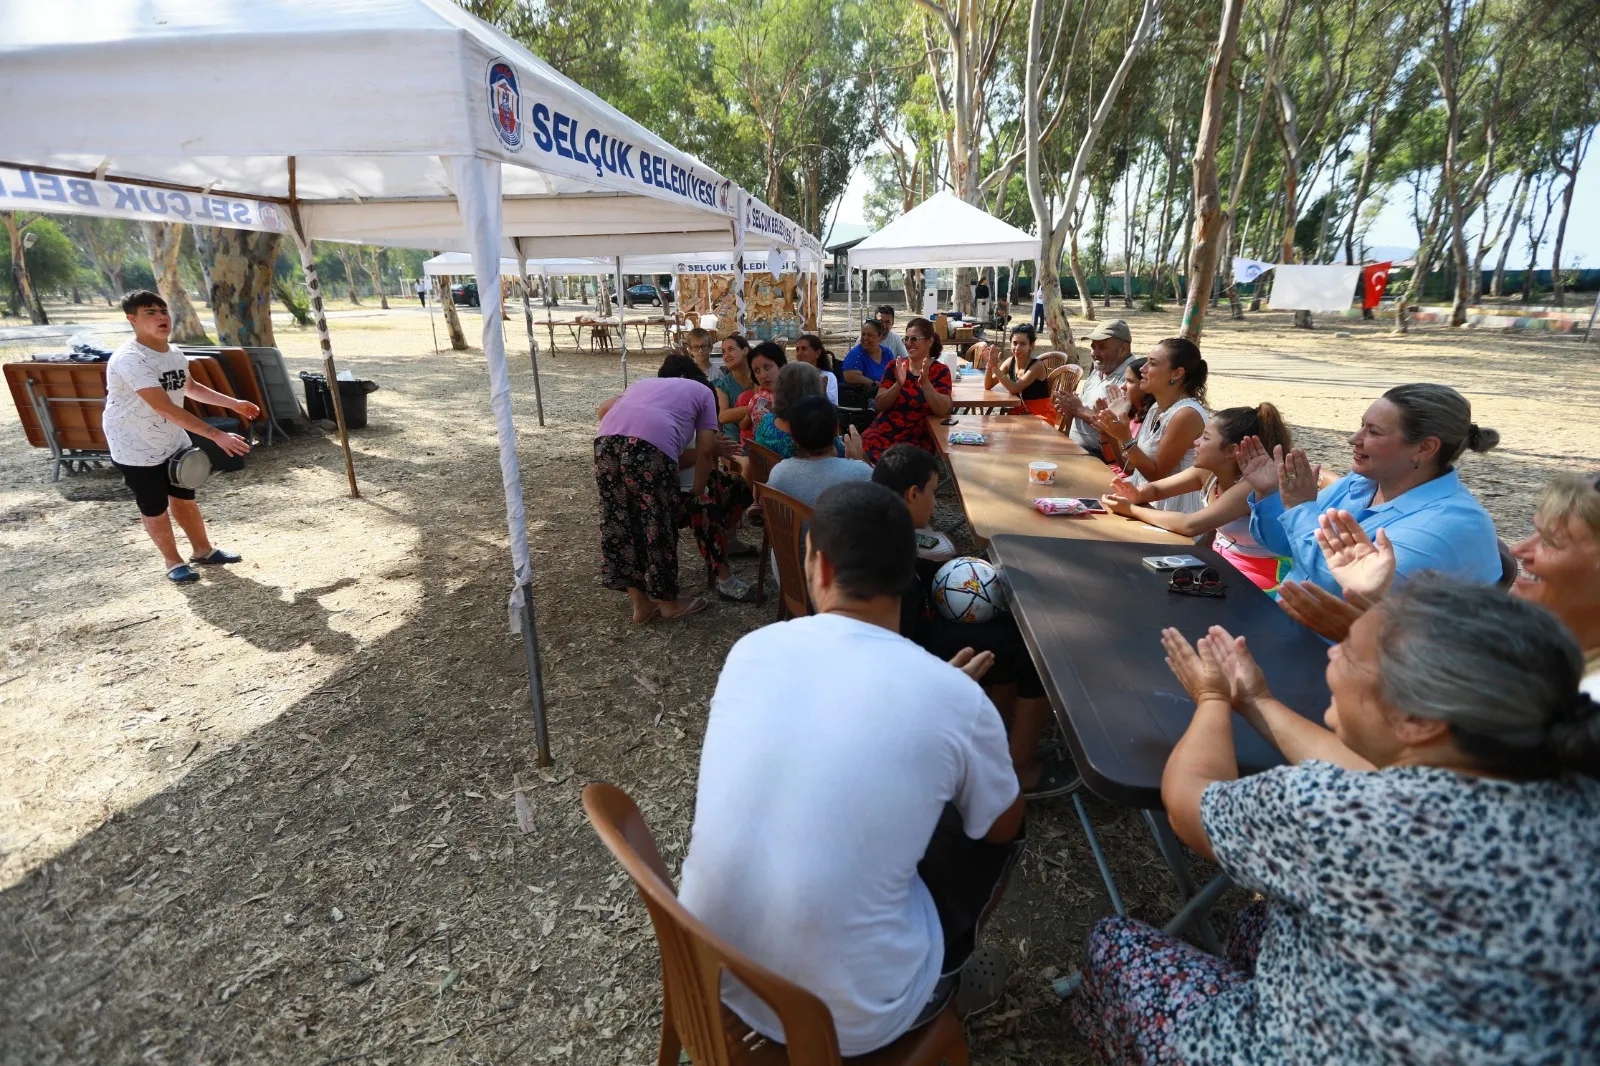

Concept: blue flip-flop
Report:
left=167, top=564, right=201, bottom=583
left=191, top=548, right=242, bottom=565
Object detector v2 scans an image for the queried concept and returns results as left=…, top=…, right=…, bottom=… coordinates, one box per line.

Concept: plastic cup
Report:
left=1028, top=461, right=1057, bottom=485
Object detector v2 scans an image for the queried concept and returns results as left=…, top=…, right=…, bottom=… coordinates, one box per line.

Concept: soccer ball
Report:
left=932, top=557, right=1006, bottom=623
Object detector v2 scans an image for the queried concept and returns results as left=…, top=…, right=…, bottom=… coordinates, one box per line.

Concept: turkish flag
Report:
left=1362, top=262, right=1392, bottom=309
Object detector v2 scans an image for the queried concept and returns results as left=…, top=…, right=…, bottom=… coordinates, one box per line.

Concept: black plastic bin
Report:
left=299, top=372, right=377, bottom=429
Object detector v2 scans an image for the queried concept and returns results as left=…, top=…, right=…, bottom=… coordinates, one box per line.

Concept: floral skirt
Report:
left=594, top=435, right=681, bottom=602
left=680, top=468, right=753, bottom=572
left=1068, top=901, right=1268, bottom=1065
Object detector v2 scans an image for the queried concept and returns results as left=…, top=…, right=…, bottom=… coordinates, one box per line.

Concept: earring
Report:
left=1169, top=377, right=1178, bottom=385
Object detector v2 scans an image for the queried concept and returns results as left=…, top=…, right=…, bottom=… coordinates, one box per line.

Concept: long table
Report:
left=929, top=413, right=1328, bottom=974
left=928, top=413, right=1188, bottom=546
left=948, top=374, right=1021, bottom=412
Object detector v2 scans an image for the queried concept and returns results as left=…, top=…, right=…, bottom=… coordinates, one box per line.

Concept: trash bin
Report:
left=299, top=372, right=377, bottom=429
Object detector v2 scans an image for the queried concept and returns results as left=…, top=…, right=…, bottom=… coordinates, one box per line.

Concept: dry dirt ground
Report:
left=2, top=297, right=1596, bottom=1066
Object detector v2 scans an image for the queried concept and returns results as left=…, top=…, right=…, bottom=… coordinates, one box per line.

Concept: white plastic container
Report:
left=1028, top=461, right=1057, bottom=486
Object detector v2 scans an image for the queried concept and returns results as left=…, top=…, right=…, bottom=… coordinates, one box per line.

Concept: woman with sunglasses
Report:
left=860, top=318, right=953, bottom=464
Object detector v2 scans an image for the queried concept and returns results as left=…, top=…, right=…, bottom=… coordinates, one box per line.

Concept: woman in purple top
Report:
left=594, top=358, right=719, bottom=622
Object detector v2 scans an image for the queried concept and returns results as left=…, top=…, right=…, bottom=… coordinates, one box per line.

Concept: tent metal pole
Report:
left=1586, top=286, right=1600, bottom=343
left=511, top=237, right=546, bottom=427
left=520, top=582, right=551, bottom=765
left=426, top=276, right=440, bottom=354
left=733, top=192, right=748, bottom=334
left=286, top=158, right=359, bottom=499
left=616, top=257, right=629, bottom=385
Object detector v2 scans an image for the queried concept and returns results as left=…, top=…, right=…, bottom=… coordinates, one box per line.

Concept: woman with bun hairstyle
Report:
left=1093, top=338, right=1211, bottom=512
left=1073, top=575, right=1600, bottom=1064
left=1240, top=382, right=1502, bottom=598
left=982, top=323, right=1060, bottom=421
left=1103, top=404, right=1292, bottom=590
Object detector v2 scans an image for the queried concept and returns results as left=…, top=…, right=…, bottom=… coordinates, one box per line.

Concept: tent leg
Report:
left=512, top=238, right=546, bottom=427
left=291, top=231, right=359, bottom=498
left=1586, top=287, right=1600, bottom=344
left=616, top=257, right=629, bottom=386
left=520, top=581, right=552, bottom=766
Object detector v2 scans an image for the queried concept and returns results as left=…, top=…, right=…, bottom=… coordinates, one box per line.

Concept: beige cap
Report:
left=1081, top=319, right=1132, bottom=343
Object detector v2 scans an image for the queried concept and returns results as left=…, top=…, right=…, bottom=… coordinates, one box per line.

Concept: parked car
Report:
left=450, top=281, right=479, bottom=307
left=626, top=282, right=671, bottom=307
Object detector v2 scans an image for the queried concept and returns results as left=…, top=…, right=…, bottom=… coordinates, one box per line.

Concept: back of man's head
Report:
left=121, top=289, right=167, bottom=316
left=809, top=482, right=914, bottom=600
left=871, top=443, right=940, bottom=499
left=789, top=395, right=838, bottom=453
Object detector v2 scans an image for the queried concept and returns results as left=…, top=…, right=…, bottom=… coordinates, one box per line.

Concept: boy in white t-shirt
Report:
left=679, top=481, right=1025, bottom=1056
left=104, top=291, right=256, bottom=583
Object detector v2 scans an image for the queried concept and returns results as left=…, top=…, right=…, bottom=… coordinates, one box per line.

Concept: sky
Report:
left=830, top=148, right=1599, bottom=269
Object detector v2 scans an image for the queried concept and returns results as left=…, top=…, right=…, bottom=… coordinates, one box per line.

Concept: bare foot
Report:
left=656, top=595, right=711, bottom=620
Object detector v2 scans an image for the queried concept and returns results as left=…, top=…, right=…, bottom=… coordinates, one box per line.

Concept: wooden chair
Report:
left=745, top=442, right=783, bottom=607
left=1496, top=538, right=1518, bottom=589
left=756, top=482, right=814, bottom=622
left=581, top=783, right=969, bottom=1066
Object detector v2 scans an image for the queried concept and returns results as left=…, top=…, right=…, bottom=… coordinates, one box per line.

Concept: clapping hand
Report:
left=1103, top=381, right=1130, bottom=418
left=843, top=424, right=865, bottom=462
left=1100, top=492, right=1132, bottom=517
left=948, top=646, right=995, bottom=682
left=893, top=357, right=909, bottom=386
left=1236, top=436, right=1279, bottom=494
left=715, top=435, right=743, bottom=460
left=1094, top=406, right=1132, bottom=446
left=984, top=344, right=1002, bottom=370
left=1277, top=580, right=1369, bottom=643
left=1315, top=510, right=1395, bottom=600
left=1201, top=626, right=1273, bottom=709
left=1160, top=627, right=1231, bottom=705
left=1279, top=447, right=1321, bottom=509
left=1108, top=475, right=1140, bottom=503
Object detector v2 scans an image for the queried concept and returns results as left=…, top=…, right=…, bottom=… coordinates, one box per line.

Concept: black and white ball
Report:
left=932, top=557, right=1006, bottom=623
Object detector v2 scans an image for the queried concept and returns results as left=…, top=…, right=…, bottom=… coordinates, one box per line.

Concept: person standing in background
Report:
left=414, top=279, right=428, bottom=307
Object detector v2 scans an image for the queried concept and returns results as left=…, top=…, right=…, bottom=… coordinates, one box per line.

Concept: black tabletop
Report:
left=989, top=534, right=1333, bottom=809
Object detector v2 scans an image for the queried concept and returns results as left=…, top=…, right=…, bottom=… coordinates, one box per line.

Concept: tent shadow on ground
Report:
left=0, top=430, right=751, bottom=1065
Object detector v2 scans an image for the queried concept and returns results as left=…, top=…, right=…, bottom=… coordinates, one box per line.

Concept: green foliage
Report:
left=4, top=215, right=77, bottom=295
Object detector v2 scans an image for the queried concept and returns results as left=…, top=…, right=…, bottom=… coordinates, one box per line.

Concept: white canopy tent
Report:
left=2, top=0, right=812, bottom=765
left=845, top=190, right=1041, bottom=325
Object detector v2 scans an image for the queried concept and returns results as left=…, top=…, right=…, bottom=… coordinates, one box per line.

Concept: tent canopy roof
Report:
left=0, top=0, right=808, bottom=257
left=847, top=191, right=1039, bottom=270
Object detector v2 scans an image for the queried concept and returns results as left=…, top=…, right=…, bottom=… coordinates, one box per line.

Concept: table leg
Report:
left=1074, top=792, right=1126, bottom=917
left=1142, top=809, right=1224, bottom=955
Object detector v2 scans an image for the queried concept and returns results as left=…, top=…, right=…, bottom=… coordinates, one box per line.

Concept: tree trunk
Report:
left=1471, top=173, right=1523, bottom=304
left=1491, top=171, right=1531, bottom=298
left=198, top=227, right=280, bottom=347
left=438, top=276, right=468, bottom=350
left=1068, top=224, right=1094, bottom=322
left=140, top=222, right=210, bottom=343
left=337, top=246, right=362, bottom=305
left=2, top=213, right=48, bottom=325
left=1181, top=0, right=1244, bottom=342
left=1549, top=127, right=1593, bottom=307
left=362, top=247, right=389, bottom=310
left=1395, top=186, right=1446, bottom=334
left=193, top=226, right=216, bottom=308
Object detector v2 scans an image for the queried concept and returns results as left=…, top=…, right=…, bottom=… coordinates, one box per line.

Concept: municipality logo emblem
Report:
left=488, top=61, right=523, bottom=151
left=1239, top=262, right=1264, bottom=282
left=717, top=180, right=732, bottom=212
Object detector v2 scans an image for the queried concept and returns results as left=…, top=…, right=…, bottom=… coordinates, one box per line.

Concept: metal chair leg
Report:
left=1143, top=809, right=1224, bottom=954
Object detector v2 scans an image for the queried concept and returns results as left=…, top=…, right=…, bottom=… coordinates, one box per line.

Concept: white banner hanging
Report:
left=0, top=166, right=288, bottom=232
left=1231, top=257, right=1275, bottom=284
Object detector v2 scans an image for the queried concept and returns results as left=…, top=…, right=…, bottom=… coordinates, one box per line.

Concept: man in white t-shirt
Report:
left=104, top=291, right=256, bottom=583
left=874, top=304, right=910, bottom=362
left=679, top=481, right=1025, bottom=1056
left=1054, top=318, right=1136, bottom=458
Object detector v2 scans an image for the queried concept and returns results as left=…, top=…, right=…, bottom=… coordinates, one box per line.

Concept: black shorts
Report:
left=915, top=613, right=1045, bottom=699
left=113, top=459, right=195, bottom=517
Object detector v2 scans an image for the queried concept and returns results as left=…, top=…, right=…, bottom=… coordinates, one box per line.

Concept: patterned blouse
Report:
left=862, top=359, right=952, bottom=463
left=1185, top=760, right=1600, bottom=1064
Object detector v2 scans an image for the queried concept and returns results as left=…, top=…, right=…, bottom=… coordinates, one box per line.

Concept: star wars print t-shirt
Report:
left=102, top=339, right=193, bottom=466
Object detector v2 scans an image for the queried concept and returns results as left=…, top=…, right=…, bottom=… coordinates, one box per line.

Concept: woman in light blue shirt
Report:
left=1242, top=383, right=1501, bottom=596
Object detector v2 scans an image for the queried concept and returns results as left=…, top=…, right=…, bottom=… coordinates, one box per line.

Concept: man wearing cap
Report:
left=1054, top=319, right=1136, bottom=461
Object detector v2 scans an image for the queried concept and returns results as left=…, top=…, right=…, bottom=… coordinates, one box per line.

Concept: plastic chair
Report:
left=745, top=441, right=782, bottom=607
left=756, top=482, right=814, bottom=622
left=581, top=783, right=969, bottom=1066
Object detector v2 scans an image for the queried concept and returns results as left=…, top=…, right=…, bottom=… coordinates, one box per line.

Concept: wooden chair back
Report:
left=746, top=441, right=782, bottom=487
left=582, top=783, right=846, bottom=1066
left=1497, top=538, right=1518, bottom=589
left=755, top=483, right=814, bottom=621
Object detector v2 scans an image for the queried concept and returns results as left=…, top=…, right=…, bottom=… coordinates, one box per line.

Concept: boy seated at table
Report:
left=872, top=444, right=1079, bottom=798
left=679, top=482, right=1026, bottom=1055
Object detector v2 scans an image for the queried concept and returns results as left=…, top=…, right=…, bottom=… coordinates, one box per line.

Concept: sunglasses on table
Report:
left=1168, top=566, right=1226, bottom=598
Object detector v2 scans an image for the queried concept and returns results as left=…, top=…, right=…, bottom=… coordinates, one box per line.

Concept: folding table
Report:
left=987, top=533, right=1333, bottom=992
